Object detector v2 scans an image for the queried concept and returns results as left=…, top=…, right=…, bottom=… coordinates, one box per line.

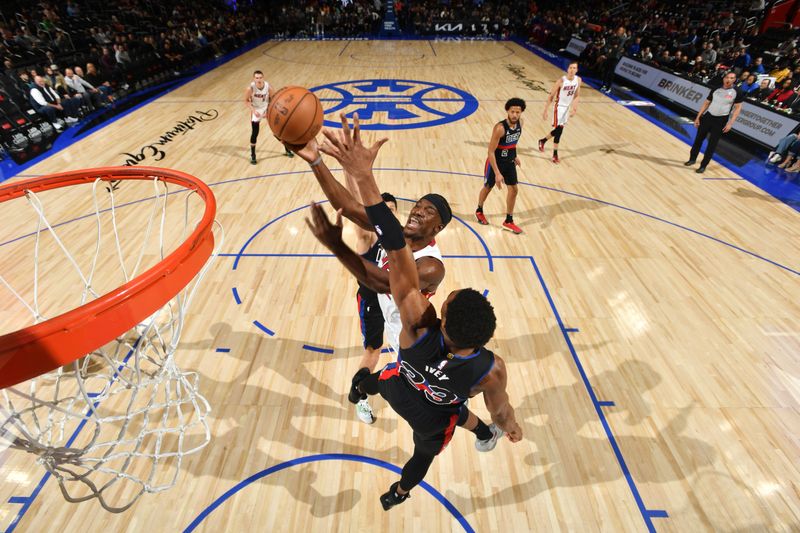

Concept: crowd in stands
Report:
left=270, top=1, right=384, bottom=38
left=1, top=0, right=266, bottom=155
left=528, top=0, right=800, bottom=113
left=1, top=0, right=798, bottom=161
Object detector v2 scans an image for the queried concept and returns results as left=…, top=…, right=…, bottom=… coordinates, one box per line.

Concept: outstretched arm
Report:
left=473, top=355, right=522, bottom=441
left=290, top=139, right=372, bottom=230
left=320, top=114, right=435, bottom=346
left=305, top=203, right=391, bottom=293
left=342, top=167, right=376, bottom=255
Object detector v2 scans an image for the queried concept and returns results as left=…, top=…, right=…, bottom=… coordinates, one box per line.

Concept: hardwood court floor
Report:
left=1, top=40, right=799, bottom=532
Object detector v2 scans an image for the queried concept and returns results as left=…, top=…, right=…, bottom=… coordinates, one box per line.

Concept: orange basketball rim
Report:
left=0, top=166, right=216, bottom=389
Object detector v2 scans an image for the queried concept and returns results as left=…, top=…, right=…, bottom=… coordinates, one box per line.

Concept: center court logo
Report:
left=309, top=79, right=478, bottom=130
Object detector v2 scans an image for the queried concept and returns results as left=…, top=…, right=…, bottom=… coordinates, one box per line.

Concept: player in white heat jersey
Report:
left=376, top=239, right=443, bottom=355
left=245, top=70, right=292, bottom=164
left=538, top=61, right=581, bottom=164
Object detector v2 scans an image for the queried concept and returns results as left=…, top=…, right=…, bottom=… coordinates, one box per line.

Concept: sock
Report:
left=471, top=419, right=493, bottom=441
left=539, top=137, right=547, bottom=144
left=250, top=145, right=256, bottom=158
left=505, top=214, right=513, bottom=223
left=553, top=149, right=559, bottom=157
left=476, top=205, right=483, bottom=213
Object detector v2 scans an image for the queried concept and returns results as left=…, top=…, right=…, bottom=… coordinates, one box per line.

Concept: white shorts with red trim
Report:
left=553, top=105, right=571, bottom=127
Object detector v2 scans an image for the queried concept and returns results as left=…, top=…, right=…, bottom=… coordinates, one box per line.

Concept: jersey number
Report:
left=401, top=362, right=461, bottom=405
left=501, top=149, right=509, bottom=157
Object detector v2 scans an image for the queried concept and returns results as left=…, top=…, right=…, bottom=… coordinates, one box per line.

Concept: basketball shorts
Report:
left=484, top=158, right=518, bottom=187
left=553, top=104, right=571, bottom=127
left=357, top=288, right=384, bottom=350
left=251, top=108, right=267, bottom=122
left=377, top=363, right=468, bottom=456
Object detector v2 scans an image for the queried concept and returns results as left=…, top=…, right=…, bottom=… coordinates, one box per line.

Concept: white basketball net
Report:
left=0, top=176, right=222, bottom=512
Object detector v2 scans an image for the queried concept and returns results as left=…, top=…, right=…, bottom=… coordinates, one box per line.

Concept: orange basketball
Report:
left=267, top=86, right=324, bottom=145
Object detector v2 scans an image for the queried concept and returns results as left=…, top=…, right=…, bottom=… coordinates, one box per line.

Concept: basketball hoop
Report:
left=0, top=167, right=222, bottom=512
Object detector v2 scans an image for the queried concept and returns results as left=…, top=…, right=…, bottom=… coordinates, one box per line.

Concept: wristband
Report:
left=309, top=156, right=323, bottom=167
left=365, top=202, right=406, bottom=251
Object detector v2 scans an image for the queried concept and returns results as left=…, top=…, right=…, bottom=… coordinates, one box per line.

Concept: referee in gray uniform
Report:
left=685, top=71, right=744, bottom=173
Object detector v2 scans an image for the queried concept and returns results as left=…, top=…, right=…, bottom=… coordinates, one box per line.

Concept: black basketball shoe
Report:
left=380, top=482, right=409, bottom=511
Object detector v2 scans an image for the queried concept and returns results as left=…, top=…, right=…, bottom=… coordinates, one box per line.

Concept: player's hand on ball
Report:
left=305, top=202, right=344, bottom=250
left=284, top=138, right=320, bottom=163
left=320, top=113, right=387, bottom=180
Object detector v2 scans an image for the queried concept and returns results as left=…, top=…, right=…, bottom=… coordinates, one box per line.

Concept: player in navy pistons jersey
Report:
left=245, top=70, right=292, bottom=164
left=307, top=115, right=523, bottom=511
left=475, top=97, right=526, bottom=234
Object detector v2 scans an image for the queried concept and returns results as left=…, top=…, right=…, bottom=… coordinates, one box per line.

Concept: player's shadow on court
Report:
left=179, top=323, right=411, bottom=516
left=446, top=360, right=718, bottom=515
left=514, top=197, right=608, bottom=228
left=732, top=187, right=781, bottom=203
left=491, top=326, right=610, bottom=364
left=604, top=148, right=692, bottom=168
left=184, top=321, right=402, bottom=443
left=199, top=144, right=288, bottom=162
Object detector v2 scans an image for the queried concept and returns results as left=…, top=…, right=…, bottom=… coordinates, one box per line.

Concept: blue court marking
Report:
left=182, top=453, right=475, bottom=533
left=513, top=38, right=800, bottom=212
left=301, top=344, right=335, bottom=355
left=380, top=347, right=394, bottom=353
left=338, top=40, right=351, bottom=56
left=215, top=348, right=231, bottom=353
left=702, top=178, right=745, bottom=181
left=309, top=79, right=479, bottom=131
left=230, top=197, right=494, bottom=272
left=232, top=201, right=329, bottom=270
left=221, top=251, right=667, bottom=529
left=232, top=287, right=242, bottom=305
left=482, top=289, right=489, bottom=298
left=252, top=320, right=275, bottom=336
left=521, top=180, right=799, bottom=277
left=565, top=328, right=580, bottom=333
left=7, top=167, right=791, bottom=277
left=525, top=254, right=664, bottom=531
left=7, top=497, right=27, bottom=505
